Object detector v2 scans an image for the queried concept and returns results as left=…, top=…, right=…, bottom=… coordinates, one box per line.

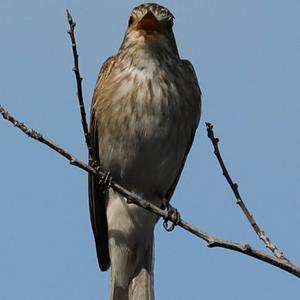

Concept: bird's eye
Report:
left=128, top=16, right=134, bottom=27
left=160, top=10, right=167, bottom=17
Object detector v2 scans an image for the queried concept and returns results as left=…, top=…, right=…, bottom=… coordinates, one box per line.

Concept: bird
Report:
left=88, top=3, right=201, bottom=300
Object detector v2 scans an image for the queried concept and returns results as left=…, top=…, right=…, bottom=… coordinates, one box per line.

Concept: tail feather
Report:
left=111, top=284, right=129, bottom=300
left=110, top=243, right=154, bottom=300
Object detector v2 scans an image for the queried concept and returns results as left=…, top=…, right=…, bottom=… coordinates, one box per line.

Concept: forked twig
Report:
left=206, top=122, right=288, bottom=261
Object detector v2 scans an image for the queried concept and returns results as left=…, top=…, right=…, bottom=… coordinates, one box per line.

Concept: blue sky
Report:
left=0, top=1, right=300, bottom=299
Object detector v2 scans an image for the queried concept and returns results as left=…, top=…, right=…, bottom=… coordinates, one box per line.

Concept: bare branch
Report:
left=205, top=122, right=288, bottom=261
left=0, top=105, right=96, bottom=176
left=1, top=10, right=299, bottom=283
left=1, top=104, right=300, bottom=278
left=66, top=9, right=91, bottom=156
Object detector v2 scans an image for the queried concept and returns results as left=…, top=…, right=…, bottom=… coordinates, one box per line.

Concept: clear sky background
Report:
left=0, top=1, right=299, bottom=299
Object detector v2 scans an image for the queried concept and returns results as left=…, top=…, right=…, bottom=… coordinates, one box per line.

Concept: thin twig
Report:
left=1, top=104, right=300, bottom=278
left=205, top=122, right=288, bottom=261
left=66, top=10, right=91, bottom=156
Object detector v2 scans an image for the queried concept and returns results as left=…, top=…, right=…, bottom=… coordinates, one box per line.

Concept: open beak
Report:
left=135, top=11, right=165, bottom=34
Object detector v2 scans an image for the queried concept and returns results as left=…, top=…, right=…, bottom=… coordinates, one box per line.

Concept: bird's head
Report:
left=127, top=3, right=174, bottom=41
left=119, top=3, right=179, bottom=59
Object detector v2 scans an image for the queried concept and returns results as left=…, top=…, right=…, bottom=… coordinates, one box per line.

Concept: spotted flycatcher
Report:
left=89, top=3, right=201, bottom=299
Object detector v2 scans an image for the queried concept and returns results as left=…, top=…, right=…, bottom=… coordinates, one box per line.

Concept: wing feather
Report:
left=88, top=56, right=116, bottom=271
left=164, top=59, right=201, bottom=201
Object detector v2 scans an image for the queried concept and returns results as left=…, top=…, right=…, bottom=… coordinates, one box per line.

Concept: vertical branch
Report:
left=205, top=122, right=288, bottom=261
left=66, top=10, right=91, bottom=156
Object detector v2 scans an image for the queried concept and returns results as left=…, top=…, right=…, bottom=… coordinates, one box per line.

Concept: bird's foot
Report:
left=98, top=172, right=112, bottom=194
left=162, top=198, right=181, bottom=232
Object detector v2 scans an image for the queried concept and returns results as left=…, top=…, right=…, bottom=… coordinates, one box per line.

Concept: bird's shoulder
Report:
left=93, top=56, right=117, bottom=95
left=181, top=59, right=201, bottom=94
left=90, top=55, right=118, bottom=119
left=180, top=59, right=202, bottom=126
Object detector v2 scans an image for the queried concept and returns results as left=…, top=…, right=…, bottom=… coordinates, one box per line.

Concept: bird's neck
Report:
left=117, top=32, right=180, bottom=71
left=118, top=44, right=178, bottom=72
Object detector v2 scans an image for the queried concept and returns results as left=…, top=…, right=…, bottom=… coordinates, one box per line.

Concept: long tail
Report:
left=110, top=242, right=154, bottom=300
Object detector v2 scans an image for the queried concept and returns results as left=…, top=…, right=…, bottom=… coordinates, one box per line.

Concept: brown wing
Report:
left=164, top=59, right=202, bottom=201
left=88, top=56, right=116, bottom=271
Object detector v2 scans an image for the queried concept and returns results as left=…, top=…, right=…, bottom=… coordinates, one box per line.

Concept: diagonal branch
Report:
left=66, top=9, right=91, bottom=156
left=205, top=122, right=288, bottom=261
left=1, top=104, right=300, bottom=278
